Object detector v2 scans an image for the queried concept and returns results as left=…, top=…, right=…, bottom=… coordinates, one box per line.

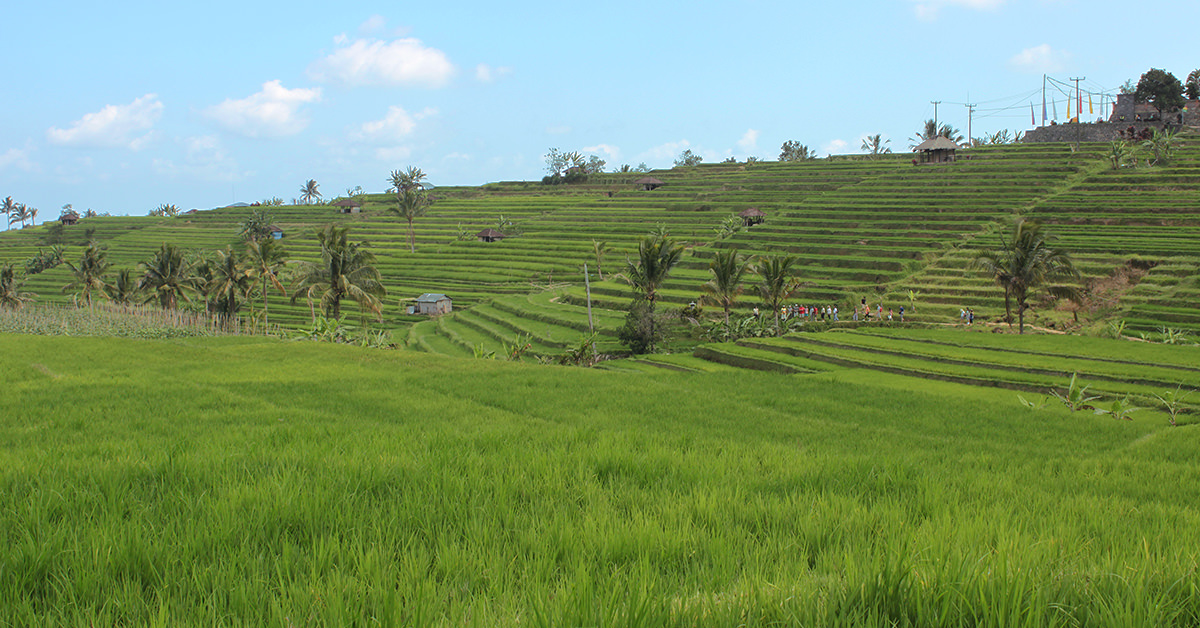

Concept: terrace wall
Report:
left=1022, top=121, right=1184, bottom=144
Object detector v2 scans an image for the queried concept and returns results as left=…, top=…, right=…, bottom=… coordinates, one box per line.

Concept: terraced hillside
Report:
left=3, top=134, right=1200, bottom=355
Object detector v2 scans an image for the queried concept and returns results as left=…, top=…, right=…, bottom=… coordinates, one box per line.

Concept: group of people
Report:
left=780, top=304, right=838, bottom=322
left=960, top=308, right=975, bottom=325
left=850, top=298, right=905, bottom=323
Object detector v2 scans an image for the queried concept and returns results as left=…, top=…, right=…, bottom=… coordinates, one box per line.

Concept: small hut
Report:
left=738, top=207, right=766, bottom=227
left=60, top=210, right=80, bottom=226
left=476, top=228, right=507, bottom=243
left=268, top=225, right=284, bottom=240
left=411, top=293, right=453, bottom=315
left=332, top=198, right=362, bottom=214
left=634, top=176, right=665, bottom=191
left=913, top=136, right=960, bottom=164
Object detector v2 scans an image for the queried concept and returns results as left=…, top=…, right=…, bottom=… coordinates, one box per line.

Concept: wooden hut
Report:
left=633, top=176, right=665, bottom=191
left=268, top=225, right=284, bottom=240
left=332, top=198, right=362, bottom=214
left=476, top=228, right=507, bottom=243
left=410, top=293, right=453, bottom=315
left=913, top=136, right=960, bottom=164
left=60, top=210, right=80, bottom=226
left=738, top=207, right=766, bottom=227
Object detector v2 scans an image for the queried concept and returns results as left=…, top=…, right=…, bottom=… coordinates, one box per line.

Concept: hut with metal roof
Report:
left=410, top=293, right=453, bottom=315
left=738, top=207, right=766, bottom=227
left=913, top=136, right=960, bottom=164
left=633, top=176, right=665, bottom=191
left=476, top=228, right=507, bottom=243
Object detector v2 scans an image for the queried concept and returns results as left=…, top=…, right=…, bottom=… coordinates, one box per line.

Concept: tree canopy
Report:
left=778, top=141, right=815, bottom=162
left=1134, top=68, right=1186, bottom=114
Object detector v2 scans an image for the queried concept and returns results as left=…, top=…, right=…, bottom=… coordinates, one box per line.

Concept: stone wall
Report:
left=1022, top=94, right=1199, bottom=144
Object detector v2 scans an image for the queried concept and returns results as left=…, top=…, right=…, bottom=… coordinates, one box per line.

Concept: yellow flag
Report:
left=1067, top=99, right=1071, bottom=118
left=1089, top=94, right=1094, bottom=114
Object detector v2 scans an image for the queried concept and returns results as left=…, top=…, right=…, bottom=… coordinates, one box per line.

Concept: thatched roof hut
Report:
left=60, top=211, right=80, bottom=226
left=738, top=207, right=766, bottom=227
left=913, top=136, right=960, bottom=164
left=476, top=228, right=507, bottom=243
left=633, top=177, right=665, bottom=191
left=332, top=198, right=362, bottom=213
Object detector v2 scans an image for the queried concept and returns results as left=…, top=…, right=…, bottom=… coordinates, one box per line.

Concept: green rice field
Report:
left=2, top=332, right=1198, bottom=626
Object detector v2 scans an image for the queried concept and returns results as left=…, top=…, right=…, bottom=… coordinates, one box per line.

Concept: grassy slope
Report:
left=2, top=333, right=1199, bottom=626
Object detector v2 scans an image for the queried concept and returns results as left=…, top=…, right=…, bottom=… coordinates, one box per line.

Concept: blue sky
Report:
left=2, top=0, right=1197, bottom=219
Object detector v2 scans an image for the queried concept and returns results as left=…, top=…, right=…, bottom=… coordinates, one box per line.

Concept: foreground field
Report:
left=2, top=333, right=1199, bottom=627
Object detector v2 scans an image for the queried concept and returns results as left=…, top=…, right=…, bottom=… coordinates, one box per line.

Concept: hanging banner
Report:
left=1031, top=102, right=1036, bottom=126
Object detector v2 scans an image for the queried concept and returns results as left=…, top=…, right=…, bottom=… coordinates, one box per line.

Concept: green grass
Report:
left=3, top=333, right=1200, bottom=626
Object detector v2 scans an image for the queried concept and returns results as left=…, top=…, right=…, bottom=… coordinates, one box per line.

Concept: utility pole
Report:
left=931, top=100, right=942, bottom=129
left=1070, top=77, right=1086, bottom=120
left=965, top=103, right=976, bottom=145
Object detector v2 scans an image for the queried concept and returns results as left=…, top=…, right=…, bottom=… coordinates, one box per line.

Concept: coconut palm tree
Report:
left=388, top=168, right=430, bottom=253
left=205, top=246, right=253, bottom=325
left=700, top=248, right=751, bottom=329
left=290, top=224, right=386, bottom=321
left=861, top=134, right=891, bottom=157
left=2, top=197, right=16, bottom=231
left=245, top=237, right=288, bottom=325
left=619, top=234, right=684, bottom=352
left=389, top=166, right=427, bottom=193
left=8, top=203, right=31, bottom=229
left=62, top=241, right=111, bottom=307
left=299, top=179, right=322, bottom=205
left=591, top=239, right=611, bottom=281
left=104, top=268, right=140, bottom=306
left=757, top=254, right=800, bottom=336
left=0, top=263, right=35, bottom=309
left=972, top=217, right=1080, bottom=334
left=139, top=243, right=201, bottom=310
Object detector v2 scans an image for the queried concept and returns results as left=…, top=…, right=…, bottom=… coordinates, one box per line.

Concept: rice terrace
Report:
left=6, top=80, right=1200, bottom=625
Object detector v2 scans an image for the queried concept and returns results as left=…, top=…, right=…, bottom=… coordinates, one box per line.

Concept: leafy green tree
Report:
left=388, top=167, right=431, bottom=254
left=861, top=134, right=891, bottom=157
left=757, top=254, right=800, bottom=336
left=701, top=248, right=752, bottom=330
left=0, top=263, right=35, bottom=309
left=149, top=203, right=179, bottom=217
left=972, top=218, right=1080, bottom=334
left=674, top=149, right=702, bottom=167
left=238, top=206, right=276, bottom=242
left=299, top=179, right=322, bottom=205
left=1186, top=69, right=1200, bottom=100
left=139, top=243, right=201, bottom=310
left=205, top=246, right=253, bottom=324
left=1134, top=68, right=1186, bottom=114
left=245, top=237, right=289, bottom=325
left=62, top=241, right=111, bottom=306
left=619, top=234, right=684, bottom=352
left=290, top=224, right=386, bottom=321
left=779, top=141, right=815, bottom=161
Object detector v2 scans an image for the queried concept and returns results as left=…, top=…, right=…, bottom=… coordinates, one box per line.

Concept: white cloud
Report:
left=475, top=64, right=513, bottom=83
left=374, top=146, right=413, bottom=162
left=737, top=129, right=759, bottom=153
left=153, top=135, right=245, bottom=182
left=359, top=15, right=387, bottom=34
left=0, top=147, right=36, bottom=173
left=47, top=94, right=163, bottom=149
left=309, top=38, right=455, bottom=88
left=354, top=106, right=436, bottom=143
left=912, top=0, right=1004, bottom=20
left=1009, top=44, right=1070, bottom=74
left=641, top=140, right=691, bottom=162
left=204, top=80, right=321, bottom=138
left=583, top=143, right=620, bottom=160
left=823, top=139, right=849, bottom=155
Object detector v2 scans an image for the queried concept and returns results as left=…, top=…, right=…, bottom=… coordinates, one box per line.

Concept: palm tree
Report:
left=27, top=205, right=37, bottom=227
left=290, top=224, right=386, bottom=321
left=2, top=197, right=16, bottom=231
left=910, top=119, right=964, bottom=148
left=238, top=206, right=275, bottom=242
left=757, top=254, right=800, bottom=336
left=591, top=239, right=611, bottom=281
left=245, top=237, right=288, bottom=325
left=300, top=179, right=322, bottom=205
left=139, top=243, right=200, bottom=310
left=104, top=268, right=140, bottom=306
left=700, top=248, right=751, bottom=329
left=205, top=246, right=253, bottom=325
left=861, top=134, right=892, bottom=157
left=388, top=168, right=430, bottom=253
left=62, top=242, right=111, bottom=307
left=9, top=203, right=31, bottom=229
left=619, top=234, right=684, bottom=352
left=972, top=218, right=1080, bottom=334
left=0, top=263, right=35, bottom=309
